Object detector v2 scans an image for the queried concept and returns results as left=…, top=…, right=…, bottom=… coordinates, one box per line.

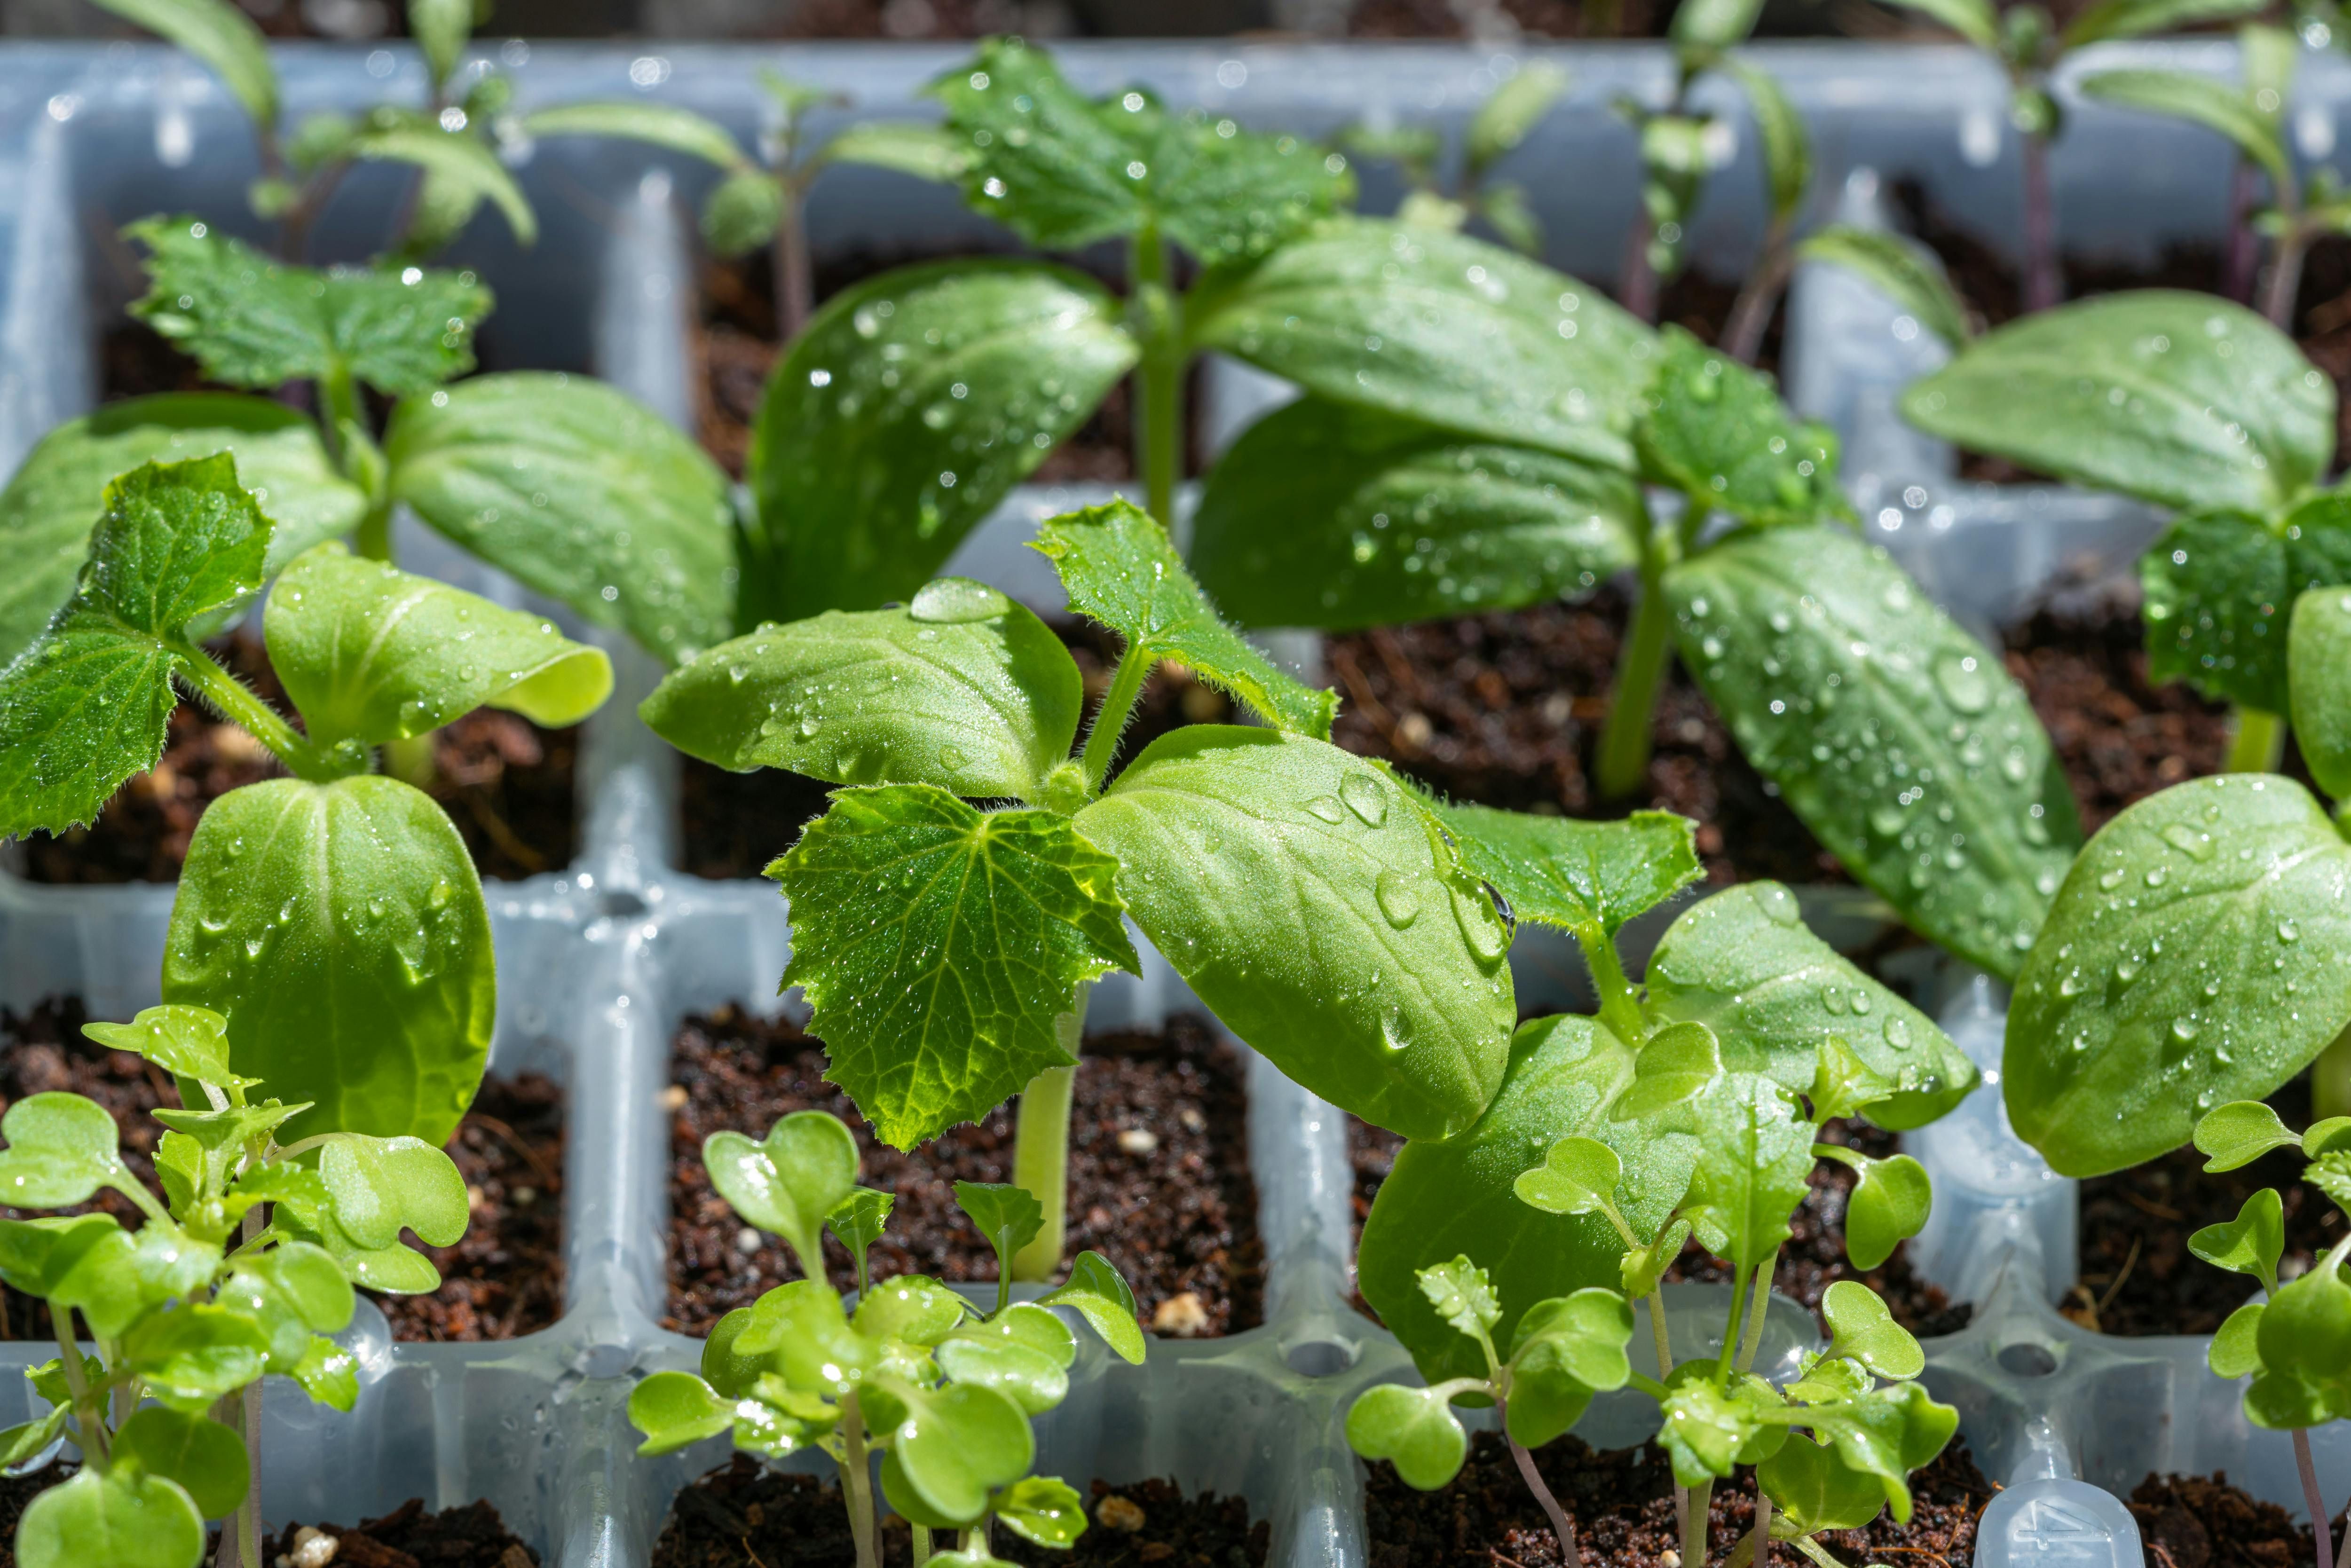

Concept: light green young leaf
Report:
left=2062, top=0, right=2269, bottom=48
left=520, top=102, right=751, bottom=169
left=1436, top=805, right=1700, bottom=938
left=2005, top=774, right=2351, bottom=1176
left=1668, top=528, right=2080, bottom=979
left=291, top=1336, right=358, bottom=1410
left=2212, top=1300, right=2267, bottom=1378
left=0, top=394, right=363, bottom=663
left=2249, top=1262, right=2351, bottom=1425
left=319, top=1134, right=469, bottom=1251
left=1187, top=219, right=1657, bottom=473
left=826, top=1187, right=894, bottom=1287
left=259, top=1240, right=355, bottom=1332
left=1035, top=499, right=1336, bottom=738
left=1504, top=1287, right=1636, bottom=1447
left=993, top=1475, right=1088, bottom=1548
left=701, top=171, right=786, bottom=257
left=15, top=1466, right=205, bottom=1568
left=853, top=1273, right=967, bottom=1347
left=1615, top=1020, right=1724, bottom=1121
left=406, top=0, right=472, bottom=87
left=0, top=1094, right=125, bottom=1209
left=2081, top=69, right=2288, bottom=193
left=876, top=1378, right=1036, bottom=1525
left=1468, top=64, right=1570, bottom=172
left=1725, top=60, right=1810, bottom=226
left=640, top=588, right=1082, bottom=800
left=1842, top=1153, right=1932, bottom=1272
left=2139, top=499, right=2351, bottom=713
left=1514, top=1136, right=1624, bottom=1217
left=741, top=261, right=1136, bottom=626
left=628, top=1370, right=738, bottom=1456
left=773, top=786, right=1138, bottom=1148
left=705, top=1110, right=860, bottom=1277
left=2308, top=1119, right=2351, bottom=1157
left=2188, top=1187, right=2286, bottom=1292
left=1902, top=292, right=2334, bottom=515
left=129, top=217, right=492, bottom=397
left=1822, top=1280, right=1925, bottom=1378
left=1640, top=329, right=1849, bottom=527
left=113, top=1406, right=249, bottom=1519
left=955, top=1182, right=1045, bottom=1282
left=2196, top=1101, right=2303, bottom=1172
left=1074, top=729, right=1512, bottom=1141
left=265, top=544, right=612, bottom=747
left=1037, top=1250, right=1146, bottom=1364
left=1674, top=0, right=1765, bottom=48
left=1658, top=1370, right=1780, bottom=1485
left=1759, top=1434, right=1890, bottom=1534
left=821, top=121, right=973, bottom=182
left=0, top=1404, right=68, bottom=1468
left=296, top=1209, right=442, bottom=1295
left=1188, top=397, right=1641, bottom=633
left=1418, top=1254, right=1503, bottom=1346
left=1798, top=227, right=1971, bottom=350
left=1802, top=1379, right=1956, bottom=1522
left=347, top=120, right=536, bottom=245
left=1345, top=1383, right=1472, bottom=1490
left=49, top=1223, right=220, bottom=1340
left=2290, top=582, right=2351, bottom=801
left=0, top=454, right=270, bottom=836
left=92, top=0, right=276, bottom=128
left=387, top=371, right=737, bottom=665
left=82, top=1005, right=246, bottom=1092
left=1682, top=1072, right=1815, bottom=1270
left=1875, top=0, right=1998, bottom=47
left=1644, top=882, right=1976, bottom=1128
left=0, top=1213, right=122, bottom=1300
left=1808, top=1036, right=1898, bottom=1126
left=122, top=1301, right=272, bottom=1409
left=163, top=775, right=495, bottom=1147
left=936, top=1301, right=1075, bottom=1414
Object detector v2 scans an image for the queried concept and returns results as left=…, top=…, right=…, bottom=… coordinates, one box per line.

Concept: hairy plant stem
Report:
left=175, top=641, right=345, bottom=783
left=840, top=1393, right=881, bottom=1568
left=1574, top=926, right=1649, bottom=1047
left=1010, top=983, right=1091, bottom=1283
left=2227, top=706, right=2288, bottom=774
left=1081, top=640, right=1153, bottom=793
left=1597, top=524, right=1678, bottom=800
left=1720, top=231, right=1792, bottom=367
left=2020, top=132, right=2060, bottom=315
left=1129, top=224, right=1183, bottom=529
left=1500, top=1395, right=1581, bottom=1566
left=2297, top=1426, right=2334, bottom=1568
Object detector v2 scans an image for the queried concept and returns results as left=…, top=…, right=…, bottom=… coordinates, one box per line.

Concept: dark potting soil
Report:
left=2066, top=1074, right=2341, bottom=1338
left=0, top=1464, right=71, bottom=1568
left=268, top=1497, right=540, bottom=1568
left=675, top=615, right=1223, bottom=880
left=2131, top=1470, right=2347, bottom=1568
left=1362, top=1429, right=1995, bottom=1568
left=663, top=1006, right=1263, bottom=1339
left=0, top=996, right=563, bottom=1345
left=651, top=1453, right=1269, bottom=1568
left=13, top=633, right=581, bottom=884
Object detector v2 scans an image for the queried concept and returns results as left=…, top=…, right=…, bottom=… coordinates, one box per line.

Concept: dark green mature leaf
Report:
left=2190, top=1187, right=2286, bottom=1291
left=931, top=37, right=1349, bottom=263
left=113, top=1406, right=248, bottom=1518
left=1669, top=527, right=2081, bottom=978
left=1188, top=398, right=1641, bottom=632
left=163, top=775, right=494, bottom=1147
left=741, top=261, right=1136, bottom=626
left=773, top=785, right=1139, bottom=1148
left=0, top=455, right=271, bottom=836
left=1645, top=883, right=1975, bottom=1128
left=2291, top=582, right=2351, bottom=800
left=1359, top=1014, right=1697, bottom=1382
left=92, top=0, right=275, bottom=128
left=1347, top=1383, right=1472, bottom=1489
left=1075, top=728, right=1513, bottom=1140
left=0, top=394, right=363, bottom=662
left=1035, top=500, right=1336, bottom=737
left=2006, top=774, right=2351, bottom=1177
left=2063, top=0, right=2269, bottom=47
left=1681, top=1072, right=1814, bottom=1269
left=1188, top=219, right=1657, bottom=473
left=2141, top=494, right=2351, bottom=713
left=1437, top=805, right=1700, bottom=937
left=641, top=585, right=1082, bottom=800
left=1639, top=330, right=1849, bottom=527
left=1504, top=1287, right=1636, bottom=1447
left=267, top=544, right=612, bottom=747
left=387, top=371, right=737, bottom=665
left=1902, top=292, right=2335, bottom=516
left=130, top=218, right=491, bottom=397
left=1798, top=228, right=1970, bottom=351
left=2081, top=70, right=2288, bottom=192
left=14, top=1466, right=205, bottom=1568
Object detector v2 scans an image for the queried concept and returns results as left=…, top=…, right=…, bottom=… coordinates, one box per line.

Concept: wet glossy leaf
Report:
left=1504, top=1287, right=1635, bottom=1447
left=2290, top=581, right=2351, bottom=801
left=2081, top=69, right=2287, bottom=192
left=2211, top=1300, right=2267, bottom=1378
left=1843, top=1154, right=1931, bottom=1272
left=1189, top=398, right=1641, bottom=632
left=774, top=787, right=1138, bottom=1148
left=2189, top=1187, right=2286, bottom=1292
left=738, top=1279, right=873, bottom=1397
left=1800, top=1380, right=1955, bottom=1522
left=955, top=1182, right=1045, bottom=1280
left=289, top=1335, right=357, bottom=1411
left=1659, top=1371, right=1776, bottom=1485
left=1419, top=1255, right=1503, bottom=1347
left=1759, top=1433, right=1888, bottom=1533
left=629, top=1371, right=738, bottom=1456
left=92, top=0, right=275, bottom=127
left=880, top=1377, right=1036, bottom=1525
left=1435, top=806, right=1700, bottom=938
left=1615, top=1021, right=1723, bottom=1122
left=1345, top=1383, right=1471, bottom=1490
left=1668, top=528, right=2080, bottom=980
left=2005, top=774, right=2351, bottom=1176
left=50, top=1223, right=221, bottom=1341
left=165, top=774, right=494, bottom=1147
left=1639, top=330, right=1847, bottom=527
left=123, top=1301, right=271, bottom=1410
left=2140, top=499, right=2351, bottom=712
left=1514, top=1136, right=1623, bottom=1217
left=706, top=1111, right=860, bottom=1277
left=1798, top=227, right=1969, bottom=350
left=1075, top=728, right=1512, bottom=1140
left=827, top=1187, right=894, bottom=1278
left=1683, top=1072, right=1814, bottom=1270
left=742, top=261, right=1136, bottom=627
left=113, top=1406, right=249, bottom=1519
left=319, top=1134, right=468, bottom=1252
left=15, top=1465, right=205, bottom=1568
left=994, top=1474, right=1088, bottom=1548
left=82, top=1006, right=245, bottom=1093
left=1903, top=292, right=2333, bottom=515
left=2195, top=1101, right=2302, bottom=1172
left=1037, top=1250, right=1146, bottom=1364
left=937, top=1302, right=1074, bottom=1414
left=0, top=1094, right=125, bottom=1209
left=640, top=590, right=1082, bottom=800
left=0, top=1213, right=121, bottom=1300
left=1822, top=1281, right=1924, bottom=1378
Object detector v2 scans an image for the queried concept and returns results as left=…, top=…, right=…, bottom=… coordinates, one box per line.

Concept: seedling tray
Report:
left=1, top=35, right=2345, bottom=1568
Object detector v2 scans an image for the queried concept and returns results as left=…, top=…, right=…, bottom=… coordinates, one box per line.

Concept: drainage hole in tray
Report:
left=1285, top=1338, right=1357, bottom=1377
left=1996, top=1340, right=2059, bottom=1378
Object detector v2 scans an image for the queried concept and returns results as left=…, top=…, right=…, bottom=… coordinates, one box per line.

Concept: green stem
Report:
left=1649, top=1293, right=1674, bottom=1380
left=354, top=498, right=394, bottom=565
left=1748, top=1489, right=1775, bottom=1568
left=839, top=1393, right=880, bottom=1568
left=1129, top=223, right=1182, bottom=529
left=2314, top=1031, right=2351, bottom=1123
left=911, top=1523, right=931, bottom=1564
left=1596, top=526, right=1676, bottom=801
left=1573, top=924, right=1648, bottom=1047
left=2227, top=707, right=2287, bottom=774
left=48, top=1305, right=106, bottom=1467
left=235, top=1379, right=262, bottom=1568
left=1010, top=982, right=1092, bottom=1284
left=1683, top=1478, right=1713, bottom=1568
left=1081, top=641, right=1153, bottom=793
left=1718, top=1265, right=1750, bottom=1379
left=1737, top=1249, right=1777, bottom=1374
left=172, top=640, right=345, bottom=783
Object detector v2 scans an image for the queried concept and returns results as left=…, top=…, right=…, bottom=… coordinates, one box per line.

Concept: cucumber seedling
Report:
left=1339, top=63, right=1571, bottom=259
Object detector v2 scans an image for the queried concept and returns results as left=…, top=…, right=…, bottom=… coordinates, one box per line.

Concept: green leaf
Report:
left=955, top=1182, right=1044, bottom=1281
left=520, top=102, right=749, bottom=169
left=1188, top=219, right=1657, bottom=473
left=640, top=589, right=1082, bottom=800
left=1438, top=807, right=1700, bottom=943
left=113, top=1406, right=249, bottom=1519
left=1843, top=1154, right=1932, bottom=1272
left=291, top=1334, right=358, bottom=1411
left=1074, top=728, right=1513, bottom=1141
left=1659, top=1371, right=1778, bottom=1485
left=2249, top=1262, right=2351, bottom=1426
left=994, top=1475, right=1088, bottom=1548
left=1468, top=64, right=1570, bottom=172
left=1759, top=1434, right=1890, bottom=1534
left=2188, top=1187, right=2286, bottom=1292
left=2308, top=1119, right=2351, bottom=1157
left=1644, top=882, right=1976, bottom=1128
left=0, top=1405, right=69, bottom=1468
left=1036, top=1250, right=1146, bottom=1365
left=0, top=454, right=272, bottom=836
left=1514, top=1136, right=1624, bottom=1217
left=1807, top=1036, right=1897, bottom=1126
left=737, top=1279, right=870, bottom=1394
left=2212, top=1300, right=2267, bottom=1378
left=704, top=1110, right=860, bottom=1276
left=1903, top=292, right=2334, bottom=515
left=49, top=1224, right=221, bottom=1341
left=876, top=1378, right=1036, bottom=1525
left=1799, top=227, right=1970, bottom=350
left=2081, top=70, right=2288, bottom=192
left=1822, top=1281, right=1925, bottom=1378
left=264, top=543, right=612, bottom=747
left=2139, top=498, right=2351, bottom=713
left=1418, top=1254, right=1503, bottom=1347
left=304, top=1212, right=442, bottom=1295
left=936, top=1302, right=1074, bottom=1415
left=826, top=1187, right=894, bottom=1276
left=2005, top=774, right=2351, bottom=1176
left=2063, top=0, right=2270, bottom=47
left=2196, top=1101, right=2303, bottom=1172
left=774, top=787, right=1137, bottom=1148
left=123, top=1301, right=271, bottom=1410
left=406, top=0, right=471, bottom=87
left=1188, top=398, right=1641, bottom=632
left=2310, top=1152, right=2351, bottom=1211
left=163, top=774, right=495, bottom=1147
left=129, top=218, right=491, bottom=398
left=701, top=170, right=786, bottom=257
left=1725, top=60, right=1809, bottom=226
left=853, top=1274, right=967, bottom=1347
left=1359, top=1014, right=1696, bottom=1383
left=2291, top=581, right=2351, bottom=800
left=259, top=1240, right=354, bottom=1332
left=1615, top=1021, right=1725, bottom=1122
left=1877, top=0, right=1997, bottom=46
left=1504, top=1287, right=1636, bottom=1447
left=0, top=394, right=363, bottom=663
left=1641, top=329, right=1848, bottom=527
left=1674, top=0, right=1765, bottom=47
left=0, top=1094, right=124, bottom=1209
left=347, top=121, right=536, bottom=245
left=319, top=1134, right=468, bottom=1251
left=15, top=1466, right=205, bottom=1568
left=740, top=261, right=1136, bottom=628
left=386, top=371, right=737, bottom=666
left=82, top=1005, right=245, bottom=1091
left=0, top=1214, right=121, bottom=1300
left=1345, top=1382, right=1472, bottom=1490
left=91, top=0, right=275, bottom=128
left=1669, top=528, right=2081, bottom=980
left=822, top=121, right=972, bottom=183
left=1682, top=1072, right=1814, bottom=1270
left=1035, top=499, right=1336, bottom=737
left=629, top=1370, right=737, bottom=1456
left=931, top=38, right=1348, bottom=264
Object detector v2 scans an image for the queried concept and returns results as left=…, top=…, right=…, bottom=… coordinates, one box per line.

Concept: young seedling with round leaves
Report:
left=1339, top=63, right=1572, bottom=258
left=2184, top=1101, right=2351, bottom=1568
left=0, top=457, right=611, bottom=1147
left=1354, top=810, right=1958, bottom=1568
left=0, top=1004, right=468, bottom=1568
left=628, top=1110, right=1140, bottom=1568
left=640, top=498, right=1517, bottom=1278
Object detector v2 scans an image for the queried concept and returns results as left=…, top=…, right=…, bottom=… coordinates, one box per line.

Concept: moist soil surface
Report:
left=2066, top=1073, right=2341, bottom=1338
left=2131, top=1471, right=2348, bottom=1568
left=268, top=1497, right=540, bottom=1568
left=14, top=633, right=581, bottom=885
left=652, top=1454, right=1268, bottom=1568
left=0, top=996, right=563, bottom=1344
left=1362, top=1430, right=1995, bottom=1568
left=663, top=1007, right=1262, bottom=1339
